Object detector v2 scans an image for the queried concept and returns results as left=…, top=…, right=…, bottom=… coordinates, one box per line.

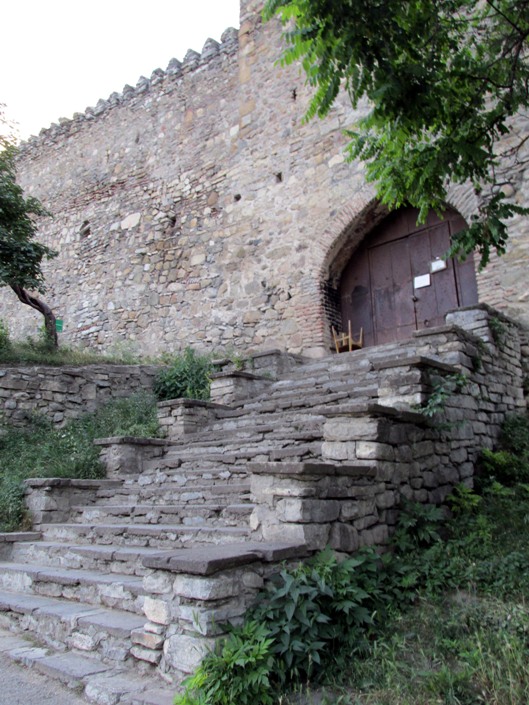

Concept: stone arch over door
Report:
left=338, top=206, right=479, bottom=347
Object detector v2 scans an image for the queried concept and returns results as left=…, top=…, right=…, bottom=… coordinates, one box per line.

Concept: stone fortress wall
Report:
left=2, top=0, right=529, bottom=358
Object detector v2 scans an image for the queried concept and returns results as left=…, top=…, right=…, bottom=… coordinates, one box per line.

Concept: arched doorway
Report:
left=339, top=207, right=479, bottom=347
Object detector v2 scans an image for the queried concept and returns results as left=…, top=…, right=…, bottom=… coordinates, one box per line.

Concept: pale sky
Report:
left=1, top=0, right=241, bottom=141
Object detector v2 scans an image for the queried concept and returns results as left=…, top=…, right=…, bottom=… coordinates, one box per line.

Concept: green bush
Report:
left=154, top=348, right=213, bottom=401
left=252, top=548, right=391, bottom=684
left=479, top=413, right=529, bottom=485
left=174, top=621, right=275, bottom=705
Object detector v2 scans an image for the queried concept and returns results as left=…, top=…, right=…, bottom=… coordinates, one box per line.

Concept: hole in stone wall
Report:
left=79, top=220, right=91, bottom=238
left=291, top=88, right=297, bottom=101
left=275, top=172, right=283, bottom=183
left=234, top=194, right=242, bottom=202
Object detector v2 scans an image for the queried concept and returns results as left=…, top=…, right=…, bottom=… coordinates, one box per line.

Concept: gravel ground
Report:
left=0, top=653, right=88, bottom=705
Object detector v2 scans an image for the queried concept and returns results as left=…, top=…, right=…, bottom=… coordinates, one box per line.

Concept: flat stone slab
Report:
left=143, top=541, right=308, bottom=575
left=373, top=355, right=457, bottom=372
left=0, top=561, right=144, bottom=593
left=0, top=633, right=38, bottom=652
left=124, top=689, right=176, bottom=705
left=0, top=590, right=59, bottom=614
left=0, top=532, right=41, bottom=543
left=32, top=652, right=112, bottom=683
left=77, top=609, right=145, bottom=636
left=24, top=478, right=120, bottom=489
left=94, top=436, right=172, bottom=447
left=85, top=672, right=150, bottom=703
left=36, top=602, right=104, bottom=622
left=248, top=462, right=376, bottom=478
left=8, top=646, right=50, bottom=665
left=157, top=398, right=229, bottom=410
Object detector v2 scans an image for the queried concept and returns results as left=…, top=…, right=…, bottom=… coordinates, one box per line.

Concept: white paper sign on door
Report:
left=414, top=274, right=431, bottom=289
left=431, top=259, right=447, bottom=273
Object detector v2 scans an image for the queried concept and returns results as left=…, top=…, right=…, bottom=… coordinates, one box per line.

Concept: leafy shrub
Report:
left=391, top=500, right=445, bottom=552
left=251, top=547, right=410, bottom=685
left=174, top=621, right=275, bottom=705
left=447, top=484, right=482, bottom=515
left=154, top=348, right=213, bottom=401
left=479, top=413, right=529, bottom=485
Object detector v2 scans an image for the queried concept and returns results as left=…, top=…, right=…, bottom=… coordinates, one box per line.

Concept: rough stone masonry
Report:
left=1, top=0, right=528, bottom=357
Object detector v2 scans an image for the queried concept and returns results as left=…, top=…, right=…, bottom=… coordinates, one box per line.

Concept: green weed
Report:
left=154, top=347, right=213, bottom=401
left=0, top=392, right=160, bottom=531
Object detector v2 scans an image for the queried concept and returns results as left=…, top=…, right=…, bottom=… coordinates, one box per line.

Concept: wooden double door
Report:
left=339, top=208, right=478, bottom=347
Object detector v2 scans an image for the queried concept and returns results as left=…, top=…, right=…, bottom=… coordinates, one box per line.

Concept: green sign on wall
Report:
left=55, top=319, right=63, bottom=332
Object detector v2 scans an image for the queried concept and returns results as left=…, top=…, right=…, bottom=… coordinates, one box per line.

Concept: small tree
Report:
left=264, top=0, right=529, bottom=267
left=0, top=112, right=58, bottom=347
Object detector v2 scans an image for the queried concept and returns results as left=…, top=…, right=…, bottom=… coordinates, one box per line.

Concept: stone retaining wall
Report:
left=0, top=365, right=158, bottom=426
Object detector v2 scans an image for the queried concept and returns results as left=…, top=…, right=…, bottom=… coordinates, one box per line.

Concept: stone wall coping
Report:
left=248, top=462, right=377, bottom=478
left=315, top=402, right=371, bottom=417
left=0, top=532, right=41, bottom=542
left=319, top=402, right=429, bottom=425
left=212, top=349, right=284, bottom=367
left=373, top=355, right=458, bottom=373
left=142, top=541, right=309, bottom=575
left=452, top=302, right=523, bottom=327
left=24, top=478, right=119, bottom=489
left=412, top=323, right=480, bottom=341
left=0, top=364, right=159, bottom=374
left=156, top=398, right=230, bottom=411
left=93, top=436, right=172, bottom=447
left=250, top=350, right=308, bottom=363
left=210, top=370, right=272, bottom=381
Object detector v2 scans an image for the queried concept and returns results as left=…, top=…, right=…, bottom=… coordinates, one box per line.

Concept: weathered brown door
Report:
left=339, top=207, right=478, bottom=347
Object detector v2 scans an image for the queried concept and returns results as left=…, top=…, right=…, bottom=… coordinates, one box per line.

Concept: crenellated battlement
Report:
left=18, top=27, right=239, bottom=159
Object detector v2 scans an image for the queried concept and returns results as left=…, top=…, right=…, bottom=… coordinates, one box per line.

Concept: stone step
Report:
left=39, top=522, right=251, bottom=548
left=97, top=482, right=252, bottom=506
left=0, top=589, right=145, bottom=665
left=168, top=442, right=321, bottom=468
left=0, top=562, right=145, bottom=614
left=0, top=627, right=176, bottom=704
left=125, top=465, right=249, bottom=483
left=70, top=502, right=254, bottom=526
left=7, top=541, right=182, bottom=576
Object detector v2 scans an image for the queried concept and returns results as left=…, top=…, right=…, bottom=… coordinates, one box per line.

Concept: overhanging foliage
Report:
left=264, top=0, right=529, bottom=267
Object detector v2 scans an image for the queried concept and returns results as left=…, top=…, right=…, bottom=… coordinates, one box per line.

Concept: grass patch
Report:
left=0, top=339, right=143, bottom=366
left=0, top=319, right=145, bottom=365
left=0, top=392, right=161, bottom=531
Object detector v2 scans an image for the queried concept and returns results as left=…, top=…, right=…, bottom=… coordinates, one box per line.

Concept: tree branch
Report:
left=9, top=284, right=58, bottom=348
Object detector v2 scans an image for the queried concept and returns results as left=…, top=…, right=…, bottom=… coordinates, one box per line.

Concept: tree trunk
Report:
left=9, top=284, right=58, bottom=349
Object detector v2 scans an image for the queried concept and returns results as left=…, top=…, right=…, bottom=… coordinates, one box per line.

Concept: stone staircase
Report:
left=0, top=306, right=526, bottom=704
